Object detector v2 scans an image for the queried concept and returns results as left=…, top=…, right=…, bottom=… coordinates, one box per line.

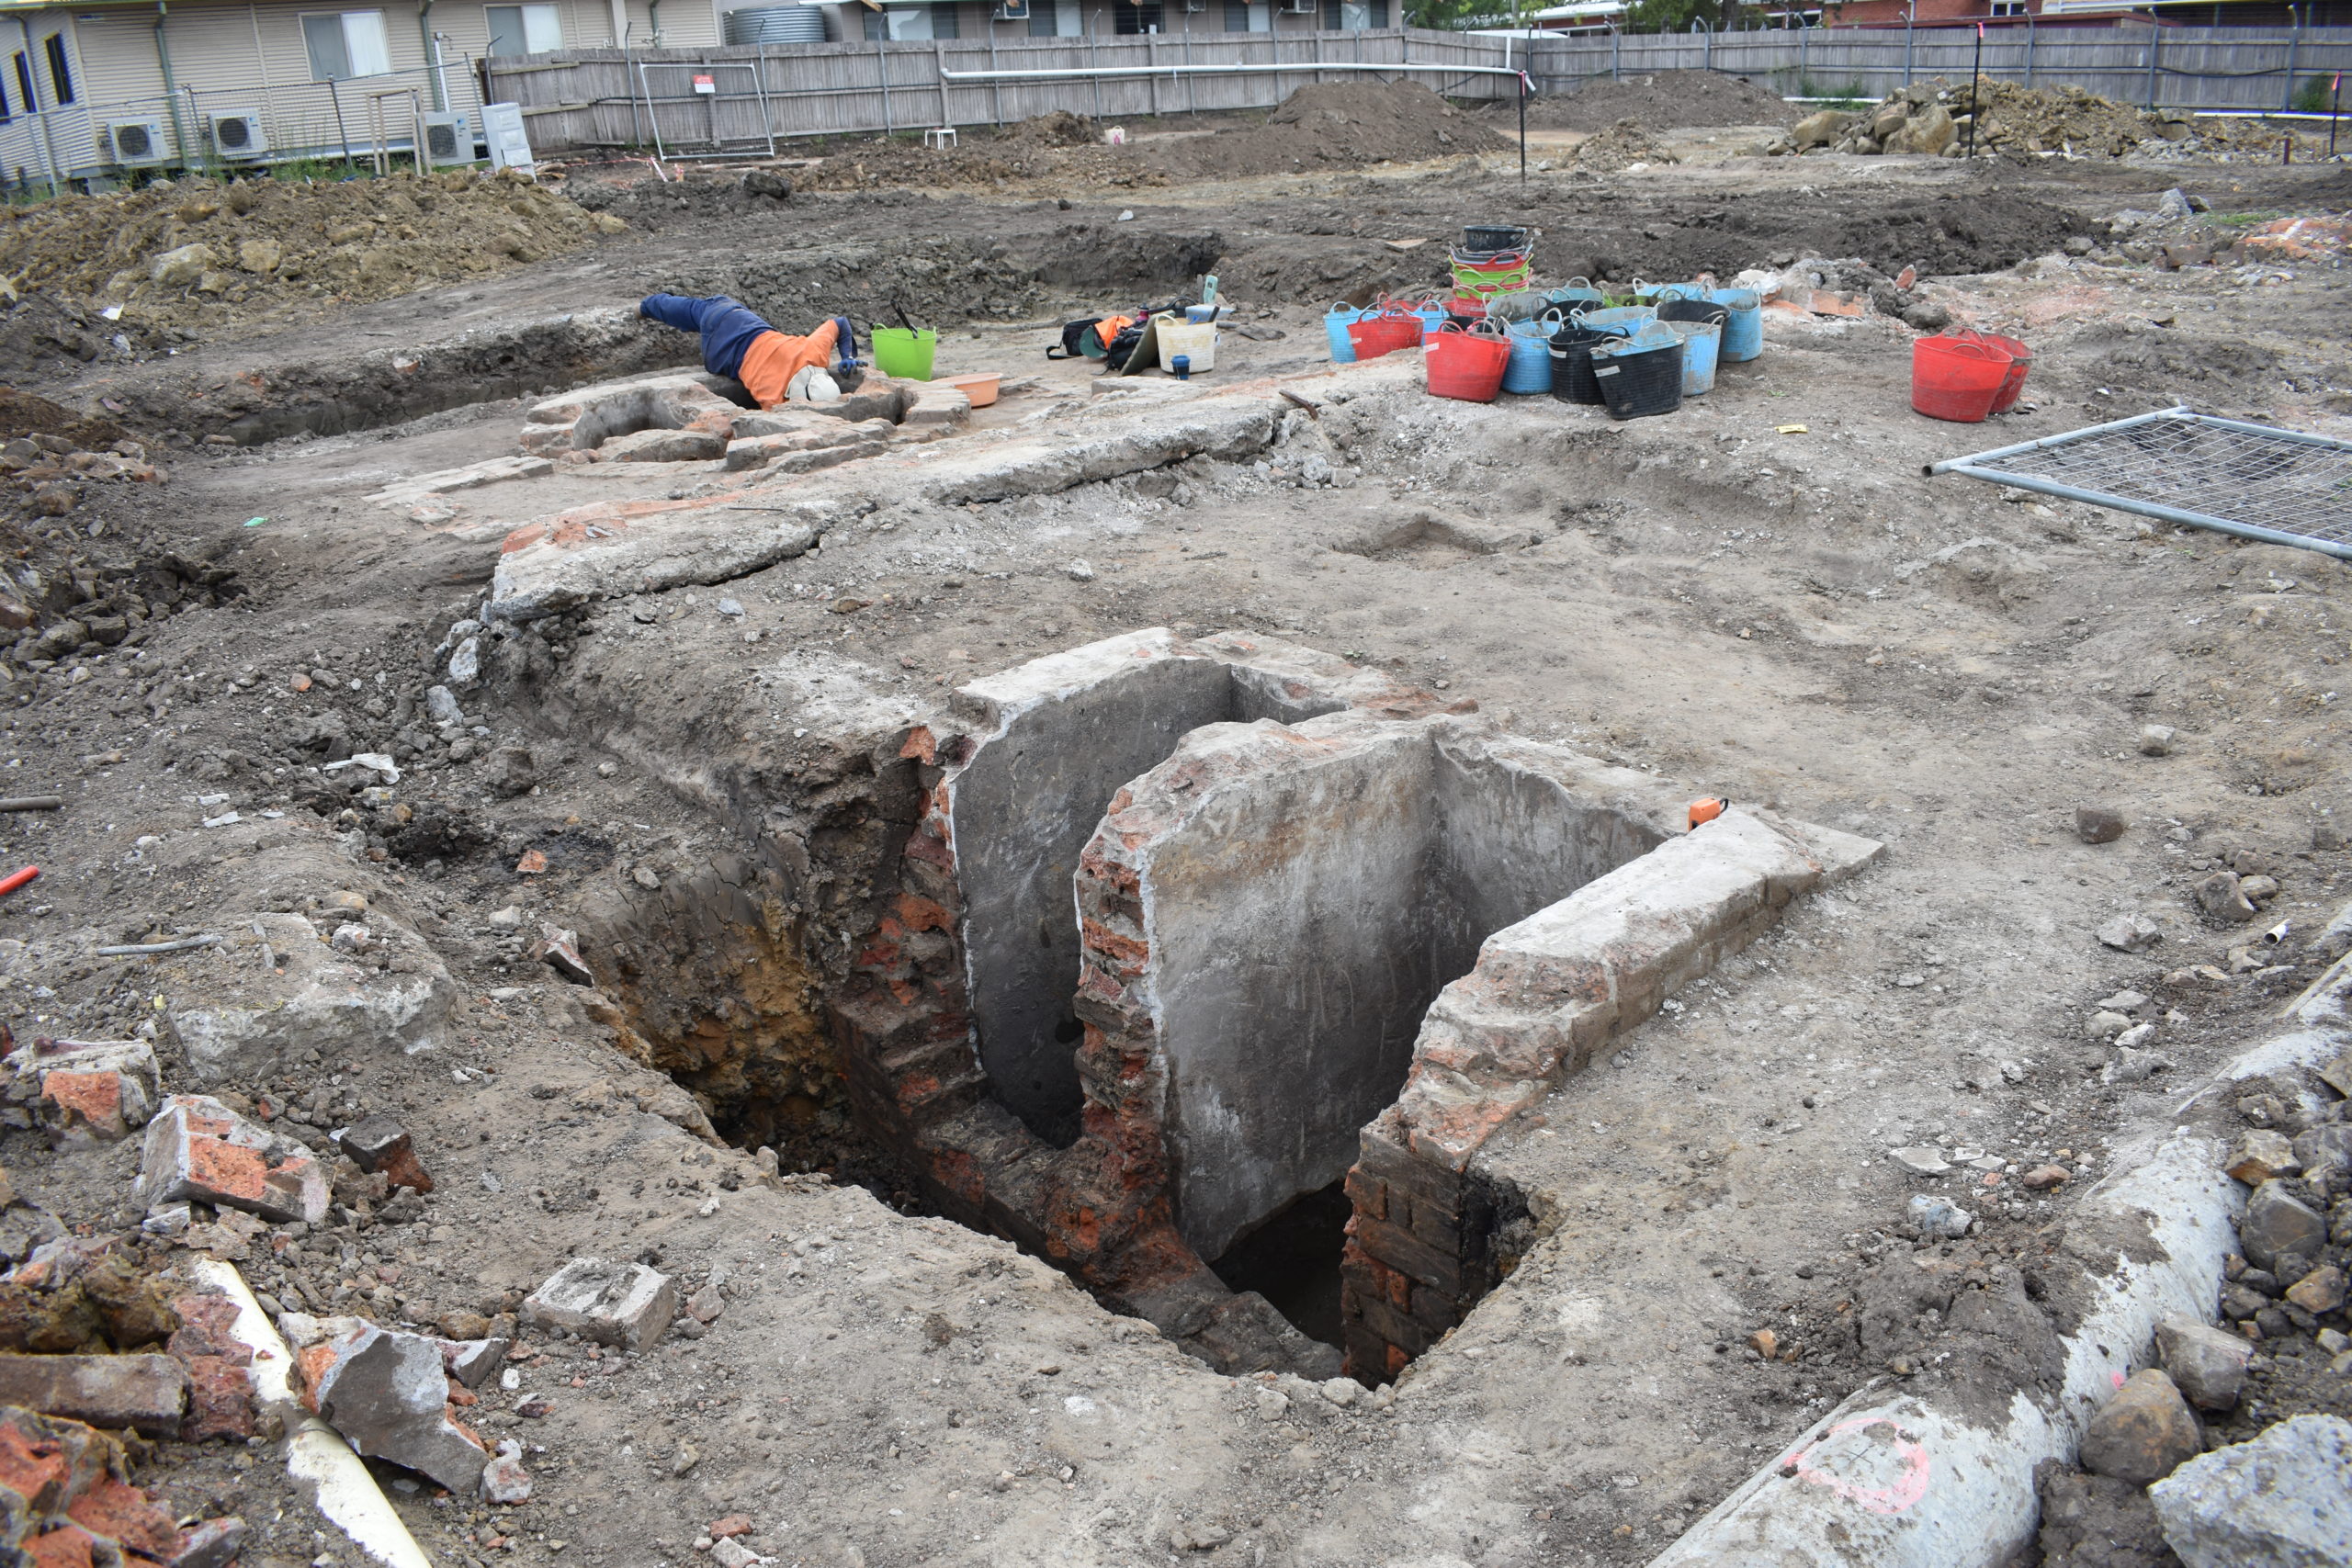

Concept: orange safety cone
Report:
left=1689, top=798, right=1726, bottom=829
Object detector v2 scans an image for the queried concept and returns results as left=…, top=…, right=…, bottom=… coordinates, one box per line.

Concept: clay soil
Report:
left=0, top=124, right=2348, bottom=1568
left=1509, top=68, right=1799, bottom=131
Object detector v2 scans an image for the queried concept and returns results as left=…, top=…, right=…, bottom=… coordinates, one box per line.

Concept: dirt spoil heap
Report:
left=1569, top=118, right=1680, bottom=174
left=1518, top=70, right=1796, bottom=132
left=0, top=167, right=626, bottom=336
left=801, top=84, right=1510, bottom=193
left=1148, top=81, right=1510, bottom=179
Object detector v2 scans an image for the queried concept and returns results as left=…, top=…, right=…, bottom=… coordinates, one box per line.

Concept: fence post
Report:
left=1903, top=6, right=1914, bottom=88
left=2144, top=12, right=2158, bottom=110
left=1798, top=22, right=1807, bottom=92
left=935, top=38, right=947, bottom=130
left=876, top=40, right=892, bottom=133
left=989, top=33, right=1001, bottom=128
left=1611, top=25, right=1619, bottom=81
left=2281, top=11, right=2301, bottom=113
left=2023, top=10, right=2035, bottom=89
left=1147, top=32, right=1156, bottom=119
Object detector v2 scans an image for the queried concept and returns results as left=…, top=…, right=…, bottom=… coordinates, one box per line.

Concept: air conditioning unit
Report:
left=209, top=112, right=267, bottom=159
left=421, top=112, right=474, bottom=166
left=104, top=120, right=170, bottom=166
left=994, top=0, right=1030, bottom=16
left=1184, top=0, right=1207, bottom=10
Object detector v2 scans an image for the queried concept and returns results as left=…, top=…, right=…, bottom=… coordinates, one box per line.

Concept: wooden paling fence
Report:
left=481, top=23, right=2352, bottom=159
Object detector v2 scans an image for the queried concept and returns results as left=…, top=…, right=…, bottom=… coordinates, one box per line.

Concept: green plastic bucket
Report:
left=872, top=326, right=937, bottom=380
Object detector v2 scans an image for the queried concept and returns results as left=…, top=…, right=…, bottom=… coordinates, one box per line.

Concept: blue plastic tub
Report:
left=1325, top=301, right=1368, bottom=363
left=1502, top=320, right=1554, bottom=394
left=1410, top=299, right=1450, bottom=344
left=1707, top=288, right=1763, bottom=362
left=1571, top=304, right=1657, bottom=338
left=1663, top=320, right=1722, bottom=395
left=1548, top=276, right=1605, bottom=314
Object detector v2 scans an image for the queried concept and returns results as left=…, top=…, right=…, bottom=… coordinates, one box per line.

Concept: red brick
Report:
left=0, top=1419, right=74, bottom=1513
left=178, top=1357, right=254, bottom=1442
left=23, top=1526, right=96, bottom=1568
left=65, top=1475, right=179, bottom=1560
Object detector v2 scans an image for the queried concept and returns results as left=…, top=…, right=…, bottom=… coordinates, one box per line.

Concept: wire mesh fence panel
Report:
left=1939, top=410, right=2352, bottom=558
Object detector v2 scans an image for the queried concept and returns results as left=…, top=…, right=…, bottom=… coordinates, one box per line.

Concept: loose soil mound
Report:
left=1517, top=70, right=1796, bottom=131
left=0, top=168, right=625, bottom=334
left=798, top=84, right=1510, bottom=193
left=0, top=388, right=125, bottom=448
left=1570, top=118, right=1679, bottom=173
left=1148, top=81, right=1509, bottom=178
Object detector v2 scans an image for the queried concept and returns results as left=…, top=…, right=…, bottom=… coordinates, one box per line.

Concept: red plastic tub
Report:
left=1958, top=329, right=2032, bottom=413
left=1347, top=309, right=1424, bottom=362
left=1911, top=335, right=2012, bottom=423
left=1427, top=322, right=1511, bottom=402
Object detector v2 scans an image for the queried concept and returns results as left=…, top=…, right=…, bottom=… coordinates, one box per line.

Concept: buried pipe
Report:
left=190, top=1258, right=435, bottom=1568
left=1645, top=907, right=2352, bottom=1568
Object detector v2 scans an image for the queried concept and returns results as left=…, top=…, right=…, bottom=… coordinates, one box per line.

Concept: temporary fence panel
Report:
left=1931, top=406, right=2352, bottom=561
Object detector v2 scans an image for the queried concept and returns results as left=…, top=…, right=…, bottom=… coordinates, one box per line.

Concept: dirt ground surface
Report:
left=0, top=115, right=2349, bottom=1568
left=1504, top=70, right=1799, bottom=132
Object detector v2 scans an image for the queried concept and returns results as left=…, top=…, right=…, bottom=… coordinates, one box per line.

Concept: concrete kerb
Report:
left=191, top=1258, right=435, bottom=1568
left=1643, top=912, right=2352, bottom=1568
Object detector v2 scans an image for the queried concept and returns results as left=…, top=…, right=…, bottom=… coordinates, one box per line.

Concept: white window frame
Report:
left=486, top=2, right=563, bottom=54
left=301, top=10, right=393, bottom=81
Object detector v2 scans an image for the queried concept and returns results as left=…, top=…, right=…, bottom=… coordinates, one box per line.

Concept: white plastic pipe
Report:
left=1648, top=919, right=2352, bottom=1568
left=191, top=1259, right=435, bottom=1568
left=938, top=60, right=1526, bottom=83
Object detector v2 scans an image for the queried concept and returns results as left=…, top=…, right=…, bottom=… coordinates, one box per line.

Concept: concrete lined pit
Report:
left=534, top=612, right=1876, bottom=1379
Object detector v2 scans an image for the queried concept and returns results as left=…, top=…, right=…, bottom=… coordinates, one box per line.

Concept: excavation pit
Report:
left=551, top=624, right=1881, bottom=1381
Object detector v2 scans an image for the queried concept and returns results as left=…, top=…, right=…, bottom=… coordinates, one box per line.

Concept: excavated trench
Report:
left=502, top=615, right=1872, bottom=1382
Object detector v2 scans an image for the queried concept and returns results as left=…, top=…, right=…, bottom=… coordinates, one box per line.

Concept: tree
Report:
left=1622, top=0, right=1743, bottom=29
left=1405, top=0, right=1545, bottom=28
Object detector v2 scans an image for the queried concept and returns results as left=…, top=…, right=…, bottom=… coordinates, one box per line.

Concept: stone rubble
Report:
left=2149, top=1414, right=2352, bottom=1568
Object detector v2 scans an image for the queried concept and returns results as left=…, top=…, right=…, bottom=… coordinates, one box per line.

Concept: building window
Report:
left=1322, top=0, right=1384, bottom=26
left=40, top=34, right=70, bottom=104
left=1029, top=0, right=1081, bottom=34
left=301, top=11, right=393, bottom=79
left=1225, top=0, right=1272, bottom=28
left=1988, top=1, right=2026, bottom=12
left=485, top=3, right=562, bottom=55
left=1114, top=1, right=1163, bottom=32
left=12, top=52, right=33, bottom=114
left=865, top=4, right=957, bottom=38
left=0, top=66, right=11, bottom=121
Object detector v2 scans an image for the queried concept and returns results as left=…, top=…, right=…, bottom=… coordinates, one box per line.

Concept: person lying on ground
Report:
left=637, top=295, right=862, bottom=408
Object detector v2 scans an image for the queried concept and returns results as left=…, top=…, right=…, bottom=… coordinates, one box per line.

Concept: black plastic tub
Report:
left=1462, top=224, right=1530, bottom=253
left=1591, top=340, right=1685, bottom=420
left=1547, top=324, right=1609, bottom=405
